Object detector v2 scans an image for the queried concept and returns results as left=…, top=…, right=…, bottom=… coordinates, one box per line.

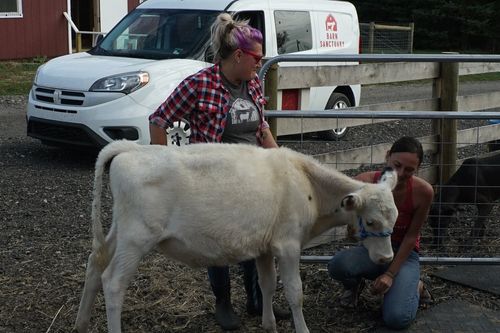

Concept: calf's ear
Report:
left=379, top=167, right=398, bottom=190
left=341, top=193, right=362, bottom=211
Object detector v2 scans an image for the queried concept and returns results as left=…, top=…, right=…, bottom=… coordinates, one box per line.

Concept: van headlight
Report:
left=90, top=71, right=149, bottom=94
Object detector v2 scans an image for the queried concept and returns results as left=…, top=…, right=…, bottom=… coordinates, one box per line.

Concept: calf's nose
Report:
left=378, top=256, right=393, bottom=264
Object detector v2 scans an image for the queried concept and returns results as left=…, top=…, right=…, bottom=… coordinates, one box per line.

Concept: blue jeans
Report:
left=328, top=245, right=420, bottom=330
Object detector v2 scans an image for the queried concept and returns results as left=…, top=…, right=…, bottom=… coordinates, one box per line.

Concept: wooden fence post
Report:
left=408, top=23, right=414, bottom=53
left=368, top=22, right=375, bottom=54
left=264, top=63, right=278, bottom=140
left=438, top=58, right=459, bottom=184
left=76, top=33, right=82, bottom=53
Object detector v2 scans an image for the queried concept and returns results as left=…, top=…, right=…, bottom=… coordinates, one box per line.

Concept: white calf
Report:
left=76, top=141, right=398, bottom=333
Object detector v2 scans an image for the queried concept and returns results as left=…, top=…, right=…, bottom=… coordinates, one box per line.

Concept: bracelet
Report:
left=384, top=270, right=396, bottom=279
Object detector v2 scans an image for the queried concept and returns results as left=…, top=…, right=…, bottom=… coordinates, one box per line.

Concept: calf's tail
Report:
left=91, top=140, right=142, bottom=266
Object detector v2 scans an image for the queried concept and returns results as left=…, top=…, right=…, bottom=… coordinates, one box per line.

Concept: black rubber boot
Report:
left=214, top=296, right=240, bottom=331
left=209, top=267, right=241, bottom=330
left=242, top=260, right=291, bottom=320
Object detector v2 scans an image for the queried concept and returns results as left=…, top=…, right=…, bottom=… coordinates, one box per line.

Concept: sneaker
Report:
left=339, top=279, right=366, bottom=308
left=418, top=280, right=434, bottom=310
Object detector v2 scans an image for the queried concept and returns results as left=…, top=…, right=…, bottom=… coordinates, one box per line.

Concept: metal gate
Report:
left=258, top=53, right=500, bottom=265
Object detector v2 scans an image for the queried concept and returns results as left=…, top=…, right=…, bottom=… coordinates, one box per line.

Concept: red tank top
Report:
left=373, top=171, right=419, bottom=251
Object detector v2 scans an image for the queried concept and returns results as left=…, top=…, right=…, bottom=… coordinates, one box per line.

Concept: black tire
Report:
left=318, top=92, right=351, bottom=140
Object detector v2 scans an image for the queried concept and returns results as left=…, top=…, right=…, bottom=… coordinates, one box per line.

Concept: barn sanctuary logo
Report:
left=320, top=14, right=345, bottom=48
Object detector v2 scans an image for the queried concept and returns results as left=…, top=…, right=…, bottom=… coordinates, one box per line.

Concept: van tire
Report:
left=318, top=92, right=351, bottom=140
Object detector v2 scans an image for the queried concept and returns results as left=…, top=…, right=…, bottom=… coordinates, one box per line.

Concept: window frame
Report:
left=0, top=0, right=23, bottom=19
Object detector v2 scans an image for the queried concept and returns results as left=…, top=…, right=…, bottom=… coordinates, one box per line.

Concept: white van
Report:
left=27, top=0, right=360, bottom=148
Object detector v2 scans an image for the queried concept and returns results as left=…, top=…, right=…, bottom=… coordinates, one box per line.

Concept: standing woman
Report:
left=149, top=13, right=279, bottom=330
left=328, top=136, right=434, bottom=330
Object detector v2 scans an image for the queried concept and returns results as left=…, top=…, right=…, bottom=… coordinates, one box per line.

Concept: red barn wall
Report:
left=0, top=0, right=68, bottom=60
left=128, top=0, right=141, bottom=12
left=0, top=0, right=141, bottom=61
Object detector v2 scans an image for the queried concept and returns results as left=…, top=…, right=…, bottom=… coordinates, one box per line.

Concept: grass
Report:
left=0, top=60, right=43, bottom=96
left=460, top=71, right=500, bottom=82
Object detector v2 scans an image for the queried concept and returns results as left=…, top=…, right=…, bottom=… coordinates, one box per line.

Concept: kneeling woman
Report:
left=328, top=136, right=434, bottom=329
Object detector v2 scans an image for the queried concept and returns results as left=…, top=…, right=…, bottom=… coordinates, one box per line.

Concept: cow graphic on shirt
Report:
left=229, top=98, right=259, bottom=124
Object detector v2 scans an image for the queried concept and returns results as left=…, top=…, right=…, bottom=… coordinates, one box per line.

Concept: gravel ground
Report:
left=1, top=90, right=500, bottom=333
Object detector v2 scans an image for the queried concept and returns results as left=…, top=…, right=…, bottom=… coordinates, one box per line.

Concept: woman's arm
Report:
left=261, top=128, right=279, bottom=148
left=149, top=123, right=168, bottom=145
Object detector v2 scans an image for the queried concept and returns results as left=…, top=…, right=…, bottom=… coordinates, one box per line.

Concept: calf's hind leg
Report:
left=76, top=224, right=117, bottom=333
left=102, top=233, right=157, bottom=333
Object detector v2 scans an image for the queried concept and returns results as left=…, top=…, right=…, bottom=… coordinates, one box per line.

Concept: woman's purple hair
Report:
left=211, top=13, right=263, bottom=61
left=233, top=25, right=263, bottom=51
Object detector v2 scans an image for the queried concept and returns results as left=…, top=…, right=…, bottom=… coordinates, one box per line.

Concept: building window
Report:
left=0, top=0, right=23, bottom=18
left=274, top=10, right=312, bottom=55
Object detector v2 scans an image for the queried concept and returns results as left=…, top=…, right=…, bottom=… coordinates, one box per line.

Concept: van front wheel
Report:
left=318, top=92, right=351, bottom=140
left=166, top=119, right=191, bottom=146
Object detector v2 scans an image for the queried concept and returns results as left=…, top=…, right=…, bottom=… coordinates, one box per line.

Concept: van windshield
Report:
left=90, top=9, right=219, bottom=60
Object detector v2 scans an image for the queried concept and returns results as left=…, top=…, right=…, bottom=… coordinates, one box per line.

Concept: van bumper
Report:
left=26, top=91, right=152, bottom=148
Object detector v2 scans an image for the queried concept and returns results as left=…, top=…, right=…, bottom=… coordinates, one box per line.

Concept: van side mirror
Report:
left=95, top=34, right=104, bottom=46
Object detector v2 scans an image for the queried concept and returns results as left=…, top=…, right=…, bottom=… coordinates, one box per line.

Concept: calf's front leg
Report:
left=256, top=253, right=277, bottom=332
left=278, top=246, right=309, bottom=333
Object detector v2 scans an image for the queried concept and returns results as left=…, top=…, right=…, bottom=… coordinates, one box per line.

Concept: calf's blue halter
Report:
left=356, top=217, right=393, bottom=240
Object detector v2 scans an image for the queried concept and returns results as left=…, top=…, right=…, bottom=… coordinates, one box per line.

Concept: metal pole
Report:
left=300, top=255, right=500, bottom=265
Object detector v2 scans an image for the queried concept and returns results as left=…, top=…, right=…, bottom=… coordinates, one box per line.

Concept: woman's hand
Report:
left=370, top=272, right=394, bottom=295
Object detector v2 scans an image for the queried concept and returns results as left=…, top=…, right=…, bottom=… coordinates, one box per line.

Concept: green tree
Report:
left=351, top=0, right=498, bottom=52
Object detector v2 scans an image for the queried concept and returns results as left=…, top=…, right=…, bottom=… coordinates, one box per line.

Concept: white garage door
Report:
left=99, top=0, right=128, bottom=33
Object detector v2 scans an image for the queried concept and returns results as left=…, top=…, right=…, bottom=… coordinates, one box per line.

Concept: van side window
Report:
left=274, top=11, right=312, bottom=54
left=233, top=11, right=265, bottom=54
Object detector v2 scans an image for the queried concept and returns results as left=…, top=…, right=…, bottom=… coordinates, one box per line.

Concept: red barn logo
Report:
left=325, top=14, right=337, bottom=31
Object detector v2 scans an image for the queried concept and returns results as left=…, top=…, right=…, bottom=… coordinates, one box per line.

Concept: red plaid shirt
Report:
left=149, top=63, right=269, bottom=145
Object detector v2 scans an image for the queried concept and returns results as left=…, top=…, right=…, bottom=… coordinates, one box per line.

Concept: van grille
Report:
left=27, top=118, right=107, bottom=147
left=34, top=87, right=85, bottom=106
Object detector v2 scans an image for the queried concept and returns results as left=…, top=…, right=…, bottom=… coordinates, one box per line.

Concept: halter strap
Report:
left=356, top=217, right=393, bottom=240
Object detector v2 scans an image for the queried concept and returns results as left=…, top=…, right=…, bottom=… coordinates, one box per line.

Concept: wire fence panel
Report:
left=360, top=22, right=414, bottom=54
left=270, top=111, right=500, bottom=265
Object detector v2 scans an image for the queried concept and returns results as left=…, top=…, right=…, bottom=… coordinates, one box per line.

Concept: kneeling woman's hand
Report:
left=370, top=272, right=394, bottom=295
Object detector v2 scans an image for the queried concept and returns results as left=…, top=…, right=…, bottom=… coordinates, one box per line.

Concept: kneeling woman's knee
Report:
left=383, top=308, right=415, bottom=330
left=327, top=255, right=348, bottom=280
